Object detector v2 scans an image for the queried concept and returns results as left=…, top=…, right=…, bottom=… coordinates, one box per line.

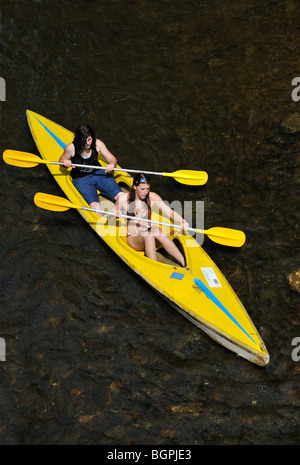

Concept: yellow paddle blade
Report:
left=34, top=193, right=81, bottom=212
left=3, top=150, right=46, bottom=168
left=163, top=170, right=208, bottom=186
left=202, top=227, right=246, bottom=247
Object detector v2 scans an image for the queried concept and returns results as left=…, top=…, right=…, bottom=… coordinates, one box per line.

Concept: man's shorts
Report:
left=73, top=169, right=122, bottom=204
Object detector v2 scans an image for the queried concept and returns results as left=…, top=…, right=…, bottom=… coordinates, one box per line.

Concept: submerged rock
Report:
left=287, top=270, right=300, bottom=293
left=281, top=113, right=300, bottom=133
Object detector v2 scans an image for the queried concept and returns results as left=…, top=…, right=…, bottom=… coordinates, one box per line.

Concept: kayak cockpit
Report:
left=116, top=232, right=188, bottom=268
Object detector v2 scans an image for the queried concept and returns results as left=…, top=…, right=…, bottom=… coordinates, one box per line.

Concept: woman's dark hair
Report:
left=128, top=173, right=151, bottom=209
left=73, top=124, right=97, bottom=153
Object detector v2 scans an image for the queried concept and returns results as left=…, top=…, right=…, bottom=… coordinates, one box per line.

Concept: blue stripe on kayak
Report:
left=194, top=277, right=257, bottom=345
left=33, top=115, right=67, bottom=149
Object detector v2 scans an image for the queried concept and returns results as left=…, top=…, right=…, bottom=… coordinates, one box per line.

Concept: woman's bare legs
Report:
left=127, top=227, right=186, bottom=267
left=127, top=234, right=157, bottom=260
left=155, top=234, right=186, bottom=267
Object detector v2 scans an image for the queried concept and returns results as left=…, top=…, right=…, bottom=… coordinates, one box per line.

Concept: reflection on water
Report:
left=0, top=0, right=300, bottom=445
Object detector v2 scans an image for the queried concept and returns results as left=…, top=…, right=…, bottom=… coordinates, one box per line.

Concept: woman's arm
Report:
left=96, top=139, right=117, bottom=172
left=150, top=193, right=189, bottom=231
left=59, top=143, right=74, bottom=167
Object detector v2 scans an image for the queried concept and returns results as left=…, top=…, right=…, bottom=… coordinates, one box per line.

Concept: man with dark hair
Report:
left=59, top=124, right=122, bottom=212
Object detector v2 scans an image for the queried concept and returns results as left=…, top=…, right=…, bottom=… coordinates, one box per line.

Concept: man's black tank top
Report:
left=71, top=142, right=101, bottom=179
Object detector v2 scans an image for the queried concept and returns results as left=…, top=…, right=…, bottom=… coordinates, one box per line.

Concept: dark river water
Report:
left=0, top=0, right=300, bottom=446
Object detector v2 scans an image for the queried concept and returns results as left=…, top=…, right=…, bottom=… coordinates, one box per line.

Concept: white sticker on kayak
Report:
left=201, top=267, right=222, bottom=288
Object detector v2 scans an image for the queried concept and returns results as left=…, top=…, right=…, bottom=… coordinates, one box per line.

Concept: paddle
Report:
left=33, top=193, right=246, bottom=247
left=3, top=150, right=208, bottom=186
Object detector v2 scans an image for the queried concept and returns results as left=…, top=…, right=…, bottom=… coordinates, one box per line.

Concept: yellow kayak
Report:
left=26, top=110, right=269, bottom=366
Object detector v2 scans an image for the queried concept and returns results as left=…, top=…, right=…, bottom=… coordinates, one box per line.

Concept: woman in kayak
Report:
left=115, top=173, right=189, bottom=267
left=59, top=124, right=122, bottom=213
